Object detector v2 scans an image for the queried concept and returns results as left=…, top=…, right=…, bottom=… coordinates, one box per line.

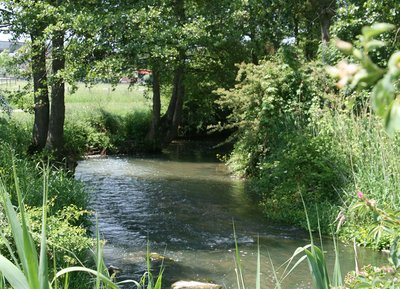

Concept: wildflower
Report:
left=357, top=191, right=364, bottom=199
left=366, top=199, right=376, bottom=208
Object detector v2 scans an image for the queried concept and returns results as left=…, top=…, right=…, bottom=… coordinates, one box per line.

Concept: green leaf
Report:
left=362, top=23, right=395, bottom=39
left=0, top=180, right=39, bottom=289
left=305, top=246, right=330, bottom=289
left=54, top=267, right=120, bottom=289
left=389, top=236, right=400, bottom=269
left=385, top=100, right=400, bottom=135
left=153, top=267, right=164, bottom=289
left=388, top=51, right=400, bottom=74
left=0, top=255, right=29, bottom=289
left=371, top=77, right=394, bottom=117
left=332, top=235, right=343, bottom=287
left=365, top=40, right=386, bottom=51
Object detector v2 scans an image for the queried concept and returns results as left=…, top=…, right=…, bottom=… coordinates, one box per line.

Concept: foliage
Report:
left=0, top=165, right=125, bottom=289
left=0, top=50, right=20, bottom=77
left=0, top=149, right=88, bottom=211
left=214, top=48, right=350, bottom=232
left=345, top=264, right=400, bottom=289
left=330, top=23, right=400, bottom=134
left=327, top=23, right=400, bottom=288
left=341, top=195, right=400, bottom=288
left=64, top=109, right=151, bottom=156
left=332, top=1, right=400, bottom=63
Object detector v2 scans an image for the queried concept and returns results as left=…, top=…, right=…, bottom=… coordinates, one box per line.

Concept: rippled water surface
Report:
left=75, top=142, right=385, bottom=288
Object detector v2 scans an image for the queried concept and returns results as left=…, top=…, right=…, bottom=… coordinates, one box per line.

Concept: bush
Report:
left=122, top=110, right=151, bottom=153
left=64, top=109, right=151, bottom=156
left=214, top=48, right=349, bottom=232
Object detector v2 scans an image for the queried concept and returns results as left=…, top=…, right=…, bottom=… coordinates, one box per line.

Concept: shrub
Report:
left=122, top=110, right=152, bottom=153
left=214, top=48, right=349, bottom=232
left=64, top=109, right=151, bottom=156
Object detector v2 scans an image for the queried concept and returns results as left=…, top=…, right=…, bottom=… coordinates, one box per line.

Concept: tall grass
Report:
left=0, top=161, right=116, bottom=289
left=232, top=198, right=344, bottom=289
left=316, top=109, right=400, bottom=246
left=1, top=82, right=154, bottom=155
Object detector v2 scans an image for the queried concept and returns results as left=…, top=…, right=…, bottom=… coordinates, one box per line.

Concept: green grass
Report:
left=65, top=83, right=152, bottom=117
left=1, top=81, right=153, bottom=119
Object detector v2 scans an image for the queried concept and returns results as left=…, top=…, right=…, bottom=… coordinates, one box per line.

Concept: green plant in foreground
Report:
left=343, top=192, right=400, bottom=288
left=0, top=163, right=119, bottom=289
left=232, top=207, right=343, bottom=289
left=329, top=23, right=400, bottom=134
left=0, top=160, right=164, bottom=289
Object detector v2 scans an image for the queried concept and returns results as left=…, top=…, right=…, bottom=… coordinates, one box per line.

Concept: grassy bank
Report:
left=65, top=83, right=152, bottom=116
left=1, top=82, right=148, bottom=287
left=0, top=82, right=165, bottom=288
left=2, top=82, right=155, bottom=155
left=215, top=48, right=400, bottom=251
left=0, top=116, right=94, bottom=288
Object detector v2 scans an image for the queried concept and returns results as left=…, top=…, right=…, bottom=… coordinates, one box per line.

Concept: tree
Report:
left=1, top=1, right=53, bottom=152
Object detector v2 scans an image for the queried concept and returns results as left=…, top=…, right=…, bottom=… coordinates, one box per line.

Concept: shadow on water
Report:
left=76, top=141, right=386, bottom=289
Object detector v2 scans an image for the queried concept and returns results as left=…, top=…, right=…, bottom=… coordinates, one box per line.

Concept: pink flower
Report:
left=357, top=191, right=364, bottom=199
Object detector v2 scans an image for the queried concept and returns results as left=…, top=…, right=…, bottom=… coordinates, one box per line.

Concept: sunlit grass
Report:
left=65, top=83, right=152, bottom=116
left=1, top=81, right=153, bottom=116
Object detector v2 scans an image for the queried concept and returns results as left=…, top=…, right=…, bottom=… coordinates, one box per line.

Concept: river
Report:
left=75, top=141, right=386, bottom=289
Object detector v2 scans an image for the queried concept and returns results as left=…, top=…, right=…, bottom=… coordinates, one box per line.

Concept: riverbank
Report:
left=0, top=118, right=94, bottom=289
left=214, top=54, right=400, bottom=254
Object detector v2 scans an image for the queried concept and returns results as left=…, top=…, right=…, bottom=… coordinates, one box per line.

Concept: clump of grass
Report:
left=0, top=161, right=118, bottom=289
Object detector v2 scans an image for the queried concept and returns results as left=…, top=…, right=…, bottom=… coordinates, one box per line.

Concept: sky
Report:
left=0, top=33, right=12, bottom=41
left=0, top=33, right=26, bottom=42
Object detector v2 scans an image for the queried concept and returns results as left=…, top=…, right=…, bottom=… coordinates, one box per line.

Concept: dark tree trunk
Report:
left=46, top=30, right=65, bottom=154
left=145, top=68, right=161, bottom=151
left=166, top=65, right=184, bottom=142
left=159, top=50, right=185, bottom=145
left=249, top=30, right=259, bottom=65
left=158, top=0, right=186, bottom=146
left=29, top=34, right=49, bottom=153
left=320, top=8, right=331, bottom=44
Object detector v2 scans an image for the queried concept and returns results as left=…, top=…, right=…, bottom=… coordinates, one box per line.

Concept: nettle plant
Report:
left=329, top=23, right=400, bottom=134
left=331, top=23, right=400, bottom=287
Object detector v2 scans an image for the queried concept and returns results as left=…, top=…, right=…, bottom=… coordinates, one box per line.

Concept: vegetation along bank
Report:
left=0, top=0, right=399, bottom=288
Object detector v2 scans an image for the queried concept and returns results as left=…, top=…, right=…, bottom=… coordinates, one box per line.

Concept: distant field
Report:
left=0, top=81, right=153, bottom=118
left=65, top=83, right=152, bottom=116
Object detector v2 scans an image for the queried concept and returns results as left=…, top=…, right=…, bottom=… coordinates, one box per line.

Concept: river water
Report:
left=75, top=142, right=386, bottom=289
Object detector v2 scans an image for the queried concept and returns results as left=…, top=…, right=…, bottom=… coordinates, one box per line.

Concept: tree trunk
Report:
left=46, top=30, right=65, bottom=154
left=167, top=65, right=184, bottom=142
left=29, top=34, right=49, bottom=153
left=320, top=8, right=331, bottom=44
left=145, top=68, right=161, bottom=151
left=158, top=0, right=186, bottom=146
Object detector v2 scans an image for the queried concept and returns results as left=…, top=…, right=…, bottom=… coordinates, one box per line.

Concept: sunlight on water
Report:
left=75, top=142, right=386, bottom=288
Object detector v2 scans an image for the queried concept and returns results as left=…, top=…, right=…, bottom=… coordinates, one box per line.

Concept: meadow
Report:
left=0, top=80, right=153, bottom=116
